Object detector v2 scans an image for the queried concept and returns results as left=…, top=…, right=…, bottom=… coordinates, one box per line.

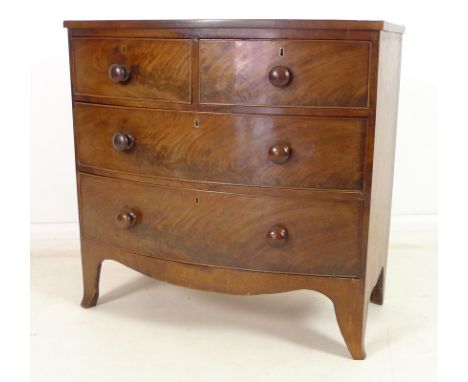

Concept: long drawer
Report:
left=75, top=103, right=367, bottom=190
left=79, top=173, right=363, bottom=276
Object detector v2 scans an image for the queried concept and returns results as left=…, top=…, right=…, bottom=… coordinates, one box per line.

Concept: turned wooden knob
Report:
left=269, top=66, right=292, bottom=87
left=112, top=132, right=135, bottom=152
left=108, top=64, right=130, bottom=83
left=268, top=143, right=291, bottom=164
left=266, top=225, right=288, bottom=247
left=116, top=210, right=137, bottom=229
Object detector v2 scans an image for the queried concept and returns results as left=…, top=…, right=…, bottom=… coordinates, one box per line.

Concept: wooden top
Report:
left=63, top=19, right=404, bottom=34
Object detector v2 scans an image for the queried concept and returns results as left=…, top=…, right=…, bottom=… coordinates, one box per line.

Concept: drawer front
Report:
left=75, top=103, right=367, bottom=190
left=72, top=38, right=192, bottom=102
left=80, top=174, right=362, bottom=276
left=200, top=39, right=370, bottom=108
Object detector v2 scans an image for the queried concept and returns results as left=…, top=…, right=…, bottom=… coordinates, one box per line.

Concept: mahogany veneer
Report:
left=200, top=39, right=370, bottom=107
left=64, top=19, right=404, bottom=359
left=73, top=38, right=192, bottom=102
left=74, top=103, right=367, bottom=190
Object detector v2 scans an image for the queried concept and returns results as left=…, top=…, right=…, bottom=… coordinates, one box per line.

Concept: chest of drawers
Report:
left=64, top=19, right=404, bottom=359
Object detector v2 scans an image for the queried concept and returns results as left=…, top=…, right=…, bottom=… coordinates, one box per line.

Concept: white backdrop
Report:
left=30, top=0, right=438, bottom=227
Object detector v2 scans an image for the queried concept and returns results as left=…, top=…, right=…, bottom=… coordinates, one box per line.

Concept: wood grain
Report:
left=76, top=165, right=366, bottom=201
left=72, top=38, right=192, bottom=102
left=64, top=19, right=404, bottom=360
left=79, top=173, right=363, bottom=277
left=200, top=39, right=370, bottom=108
left=75, top=103, right=367, bottom=190
left=80, top=238, right=368, bottom=358
left=63, top=19, right=405, bottom=34
left=67, top=28, right=380, bottom=43
left=365, top=31, right=403, bottom=303
left=72, top=93, right=372, bottom=117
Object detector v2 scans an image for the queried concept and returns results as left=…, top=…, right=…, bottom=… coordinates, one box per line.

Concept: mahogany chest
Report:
left=64, top=19, right=404, bottom=359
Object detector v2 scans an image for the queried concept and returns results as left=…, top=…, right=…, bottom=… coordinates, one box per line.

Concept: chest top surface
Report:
left=63, top=19, right=404, bottom=33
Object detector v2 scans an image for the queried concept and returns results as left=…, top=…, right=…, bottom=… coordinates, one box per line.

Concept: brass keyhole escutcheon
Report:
left=195, top=196, right=200, bottom=205
left=279, top=47, right=285, bottom=57
left=120, top=45, right=127, bottom=54
left=194, top=119, right=200, bottom=128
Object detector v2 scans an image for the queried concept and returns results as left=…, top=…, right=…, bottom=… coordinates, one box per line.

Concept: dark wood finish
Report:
left=79, top=173, right=363, bottom=276
left=80, top=238, right=368, bottom=359
left=200, top=39, right=370, bottom=108
left=370, top=267, right=385, bottom=305
left=269, top=66, right=292, bottom=87
left=115, top=210, right=137, bottom=229
left=108, top=63, right=131, bottom=83
left=76, top=165, right=366, bottom=201
left=65, top=19, right=403, bottom=360
left=63, top=19, right=405, bottom=34
left=68, top=28, right=379, bottom=47
left=72, top=38, right=192, bottom=102
left=364, top=31, right=403, bottom=305
left=266, top=225, right=288, bottom=248
left=75, top=103, right=367, bottom=191
left=112, top=132, right=135, bottom=152
left=268, top=143, right=291, bottom=164
left=72, top=93, right=373, bottom=117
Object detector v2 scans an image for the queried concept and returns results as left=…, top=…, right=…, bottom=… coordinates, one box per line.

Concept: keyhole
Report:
left=194, top=119, right=200, bottom=128
left=279, top=47, right=285, bottom=57
left=120, top=45, right=127, bottom=54
left=195, top=196, right=200, bottom=205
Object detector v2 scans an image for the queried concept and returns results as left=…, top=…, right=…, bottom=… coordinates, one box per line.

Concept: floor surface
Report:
left=31, top=230, right=437, bottom=381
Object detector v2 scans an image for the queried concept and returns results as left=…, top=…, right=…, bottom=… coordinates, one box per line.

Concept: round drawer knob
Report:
left=116, top=210, right=137, bottom=229
left=108, top=64, right=130, bottom=83
left=268, top=66, right=292, bottom=87
left=268, top=143, right=291, bottom=164
left=112, top=132, right=135, bottom=152
left=266, top=225, right=288, bottom=248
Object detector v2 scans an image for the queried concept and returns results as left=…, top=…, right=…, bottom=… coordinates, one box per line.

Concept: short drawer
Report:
left=72, top=38, right=191, bottom=102
left=75, top=103, right=367, bottom=191
left=200, top=39, right=370, bottom=108
left=80, top=174, right=362, bottom=276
